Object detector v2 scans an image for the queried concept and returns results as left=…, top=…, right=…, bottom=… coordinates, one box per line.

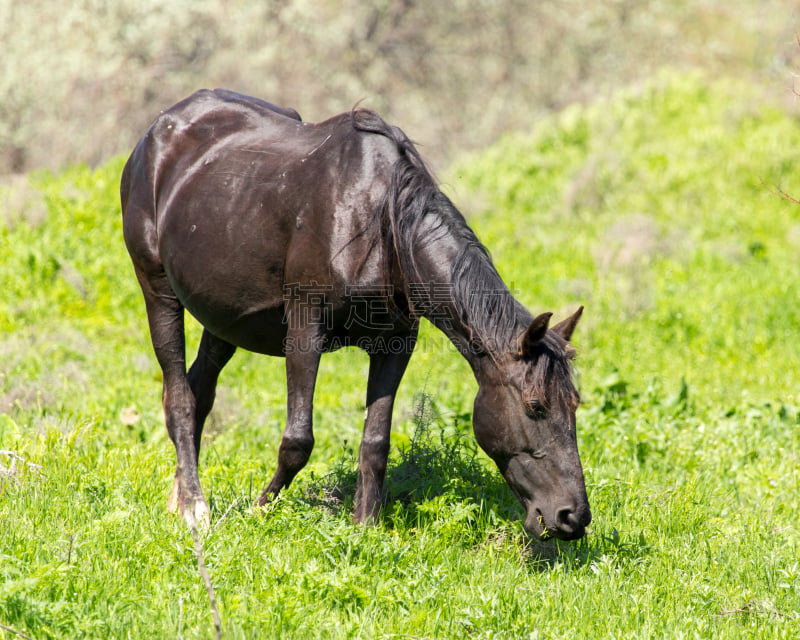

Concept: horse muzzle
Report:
left=523, top=500, right=592, bottom=540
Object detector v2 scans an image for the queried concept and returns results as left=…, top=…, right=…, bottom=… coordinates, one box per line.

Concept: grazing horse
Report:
left=121, top=89, right=591, bottom=540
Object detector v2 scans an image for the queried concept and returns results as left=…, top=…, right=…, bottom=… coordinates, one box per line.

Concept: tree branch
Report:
left=190, top=522, right=222, bottom=640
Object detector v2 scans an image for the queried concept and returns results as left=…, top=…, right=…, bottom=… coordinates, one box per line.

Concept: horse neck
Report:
left=397, top=198, right=529, bottom=369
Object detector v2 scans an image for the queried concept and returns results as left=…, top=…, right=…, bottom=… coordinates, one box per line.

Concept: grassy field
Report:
left=1, top=72, right=799, bottom=638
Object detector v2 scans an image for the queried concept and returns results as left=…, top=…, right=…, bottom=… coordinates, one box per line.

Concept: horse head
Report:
left=472, top=307, right=591, bottom=540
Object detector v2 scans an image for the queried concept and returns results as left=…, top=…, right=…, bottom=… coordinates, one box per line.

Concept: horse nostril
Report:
left=555, top=504, right=590, bottom=535
left=555, top=505, right=592, bottom=540
left=556, top=506, right=578, bottom=531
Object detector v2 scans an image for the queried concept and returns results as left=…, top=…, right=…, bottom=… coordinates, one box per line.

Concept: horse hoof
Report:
left=256, top=489, right=275, bottom=507
left=184, top=499, right=211, bottom=531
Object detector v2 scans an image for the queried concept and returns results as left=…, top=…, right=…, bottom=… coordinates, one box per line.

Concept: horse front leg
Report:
left=257, top=328, right=323, bottom=505
left=354, top=332, right=416, bottom=524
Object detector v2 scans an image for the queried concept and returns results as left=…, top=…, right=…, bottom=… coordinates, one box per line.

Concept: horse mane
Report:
left=351, top=109, right=521, bottom=356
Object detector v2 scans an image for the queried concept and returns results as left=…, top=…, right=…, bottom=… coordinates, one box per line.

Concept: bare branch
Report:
left=210, top=497, right=241, bottom=537
left=0, top=622, right=36, bottom=640
left=760, top=178, right=800, bottom=205
left=190, top=522, right=222, bottom=640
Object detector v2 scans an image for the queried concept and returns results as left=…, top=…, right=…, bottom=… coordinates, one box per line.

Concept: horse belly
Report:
left=158, top=187, right=292, bottom=355
left=205, top=307, right=289, bottom=356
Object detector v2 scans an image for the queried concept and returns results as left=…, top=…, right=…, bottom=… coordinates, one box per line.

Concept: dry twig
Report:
left=190, top=522, right=222, bottom=640
left=761, top=179, right=800, bottom=206
left=0, top=450, right=43, bottom=479
left=0, top=622, right=36, bottom=640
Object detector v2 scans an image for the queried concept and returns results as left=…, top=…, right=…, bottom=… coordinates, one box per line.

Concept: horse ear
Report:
left=551, top=305, right=584, bottom=342
left=518, top=312, right=553, bottom=357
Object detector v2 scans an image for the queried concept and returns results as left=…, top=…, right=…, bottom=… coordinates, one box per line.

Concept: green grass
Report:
left=2, top=71, right=799, bottom=638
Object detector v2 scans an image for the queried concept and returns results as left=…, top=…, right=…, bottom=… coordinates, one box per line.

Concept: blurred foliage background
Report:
left=2, top=0, right=800, bottom=176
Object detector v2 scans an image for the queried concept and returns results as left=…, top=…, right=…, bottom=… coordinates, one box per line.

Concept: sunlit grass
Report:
left=1, top=72, right=799, bottom=638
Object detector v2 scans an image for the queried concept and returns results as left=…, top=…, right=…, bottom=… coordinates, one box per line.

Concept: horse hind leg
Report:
left=135, top=267, right=210, bottom=528
left=164, top=329, right=236, bottom=517
left=187, top=329, right=236, bottom=455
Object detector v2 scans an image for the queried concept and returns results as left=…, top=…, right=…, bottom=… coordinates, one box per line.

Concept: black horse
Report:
left=121, top=89, right=591, bottom=540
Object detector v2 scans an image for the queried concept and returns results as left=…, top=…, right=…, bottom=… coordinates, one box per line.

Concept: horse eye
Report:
left=524, top=399, right=547, bottom=420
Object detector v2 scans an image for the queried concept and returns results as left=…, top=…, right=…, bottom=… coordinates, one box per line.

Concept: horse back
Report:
left=122, top=90, right=403, bottom=354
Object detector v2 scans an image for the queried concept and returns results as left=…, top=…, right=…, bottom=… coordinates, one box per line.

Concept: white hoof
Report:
left=184, top=498, right=211, bottom=531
